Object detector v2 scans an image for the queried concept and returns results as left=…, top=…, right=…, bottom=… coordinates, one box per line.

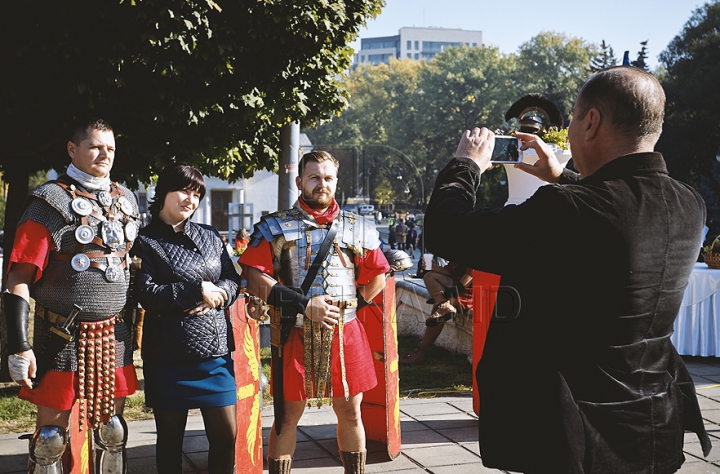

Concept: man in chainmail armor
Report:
left=240, top=151, right=390, bottom=474
left=4, top=118, right=140, bottom=473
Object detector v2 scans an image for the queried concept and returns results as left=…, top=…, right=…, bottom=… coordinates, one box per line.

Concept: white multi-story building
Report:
left=355, top=27, right=483, bottom=65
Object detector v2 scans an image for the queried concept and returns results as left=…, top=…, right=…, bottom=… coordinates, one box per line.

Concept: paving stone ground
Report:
left=2, top=356, right=720, bottom=473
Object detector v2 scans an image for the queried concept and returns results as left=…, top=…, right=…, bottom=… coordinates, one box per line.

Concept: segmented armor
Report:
left=252, top=204, right=381, bottom=403
left=252, top=205, right=381, bottom=325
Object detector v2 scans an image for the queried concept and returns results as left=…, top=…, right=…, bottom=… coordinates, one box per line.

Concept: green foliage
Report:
left=0, top=197, right=5, bottom=231
left=0, top=170, right=48, bottom=230
left=396, top=334, right=472, bottom=394
left=123, top=392, right=154, bottom=422
left=308, top=31, right=594, bottom=208
left=0, top=386, right=36, bottom=421
left=0, top=385, right=36, bottom=433
left=0, top=0, right=385, bottom=185
left=658, top=0, right=720, bottom=235
left=590, top=40, right=618, bottom=72
left=418, top=45, right=519, bottom=170
left=631, top=40, right=650, bottom=71
left=260, top=347, right=272, bottom=404
left=28, top=171, right=49, bottom=193
left=703, top=235, right=720, bottom=255
left=543, top=127, right=570, bottom=151
left=310, top=59, right=424, bottom=148
left=516, top=32, right=596, bottom=125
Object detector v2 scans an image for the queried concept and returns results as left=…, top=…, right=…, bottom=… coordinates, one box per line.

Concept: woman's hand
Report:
left=201, top=281, right=228, bottom=309
left=187, top=302, right=213, bottom=316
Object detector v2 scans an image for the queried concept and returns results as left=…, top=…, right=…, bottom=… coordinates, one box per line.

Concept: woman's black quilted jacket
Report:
left=132, top=218, right=242, bottom=363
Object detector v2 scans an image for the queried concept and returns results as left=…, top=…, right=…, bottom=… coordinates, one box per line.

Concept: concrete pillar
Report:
left=278, top=121, right=300, bottom=210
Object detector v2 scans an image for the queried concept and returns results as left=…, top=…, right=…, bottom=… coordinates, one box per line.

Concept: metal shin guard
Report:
left=267, top=457, right=292, bottom=474
left=93, top=414, right=128, bottom=474
left=339, top=451, right=366, bottom=474
left=27, top=425, right=69, bottom=474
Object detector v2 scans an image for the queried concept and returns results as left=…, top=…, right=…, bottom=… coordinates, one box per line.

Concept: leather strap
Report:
left=34, top=304, right=68, bottom=326
left=300, top=220, right=339, bottom=296
left=330, top=299, right=358, bottom=310
left=56, top=177, right=123, bottom=201
left=52, top=248, right=128, bottom=260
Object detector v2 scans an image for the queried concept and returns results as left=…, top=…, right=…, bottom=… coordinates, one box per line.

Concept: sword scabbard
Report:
left=271, top=345, right=285, bottom=435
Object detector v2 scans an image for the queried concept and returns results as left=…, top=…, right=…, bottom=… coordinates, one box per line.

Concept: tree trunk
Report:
left=1, top=162, right=30, bottom=381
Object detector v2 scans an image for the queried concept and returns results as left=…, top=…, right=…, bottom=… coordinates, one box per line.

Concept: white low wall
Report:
left=395, top=278, right=473, bottom=358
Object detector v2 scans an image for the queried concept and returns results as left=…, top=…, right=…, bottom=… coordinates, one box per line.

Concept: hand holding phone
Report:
left=454, top=128, right=496, bottom=173
left=490, top=136, right=523, bottom=164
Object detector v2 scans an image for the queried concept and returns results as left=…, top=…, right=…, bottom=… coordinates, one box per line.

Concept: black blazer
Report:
left=425, top=153, right=710, bottom=473
left=132, top=218, right=242, bottom=364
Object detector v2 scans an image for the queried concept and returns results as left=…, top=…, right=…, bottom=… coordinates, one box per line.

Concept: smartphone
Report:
left=490, top=136, right=523, bottom=164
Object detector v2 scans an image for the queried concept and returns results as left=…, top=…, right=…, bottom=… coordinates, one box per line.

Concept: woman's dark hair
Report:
left=149, top=162, right=206, bottom=217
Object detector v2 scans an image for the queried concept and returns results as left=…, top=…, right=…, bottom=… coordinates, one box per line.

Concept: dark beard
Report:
left=302, top=189, right=333, bottom=209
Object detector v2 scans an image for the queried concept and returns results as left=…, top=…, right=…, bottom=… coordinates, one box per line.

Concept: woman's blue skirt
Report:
left=143, top=354, right=236, bottom=410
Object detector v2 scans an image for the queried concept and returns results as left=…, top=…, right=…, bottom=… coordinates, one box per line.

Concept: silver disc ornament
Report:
left=118, top=197, right=134, bottom=216
left=71, top=198, right=93, bottom=216
left=97, top=191, right=112, bottom=208
left=71, top=254, right=91, bottom=272
left=74, top=225, right=95, bottom=244
left=105, top=265, right=123, bottom=283
left=124, top=221, right=138, bottom=242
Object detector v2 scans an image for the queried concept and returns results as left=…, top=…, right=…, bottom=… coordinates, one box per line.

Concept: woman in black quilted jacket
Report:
left=132, top=162, right=242, bottom=474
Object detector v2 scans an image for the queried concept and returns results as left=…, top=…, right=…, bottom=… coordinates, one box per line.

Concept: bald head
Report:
left=574, top=66, right=665, bottom=147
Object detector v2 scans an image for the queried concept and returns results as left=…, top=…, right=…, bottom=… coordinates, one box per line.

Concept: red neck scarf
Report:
left=298, top=196, right=339, bottom=225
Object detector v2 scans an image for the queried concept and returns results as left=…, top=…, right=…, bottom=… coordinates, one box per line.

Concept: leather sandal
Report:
left=425, top=302, right=456, bottom=327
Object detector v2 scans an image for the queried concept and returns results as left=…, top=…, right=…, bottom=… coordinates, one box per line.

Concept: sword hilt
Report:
left=61, top=304, right=82, bottom=329
left=49, top=304, right=82, bottom=341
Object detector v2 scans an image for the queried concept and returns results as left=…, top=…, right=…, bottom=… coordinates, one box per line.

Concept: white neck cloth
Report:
left=66, top=164, right=111, bottom=191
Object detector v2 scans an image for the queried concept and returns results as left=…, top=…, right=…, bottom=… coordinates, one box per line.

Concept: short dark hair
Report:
left=574, top=66, right=665, bottom=141
left=298, top=150, right=339, bottom=177
left=70, top=118, right=113, bottom=144
left=149, top=162, right=206, bottom=217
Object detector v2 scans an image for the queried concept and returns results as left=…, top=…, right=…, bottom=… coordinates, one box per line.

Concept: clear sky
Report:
left=350, top=0, right=707, bottom=70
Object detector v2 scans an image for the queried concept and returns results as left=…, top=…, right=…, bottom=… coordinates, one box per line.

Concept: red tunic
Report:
left=10, top=219, right=139, bottom=410
left=239, top=198, right=389, bottom=400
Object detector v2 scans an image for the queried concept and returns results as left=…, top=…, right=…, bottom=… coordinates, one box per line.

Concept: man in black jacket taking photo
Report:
left=425, top=66, right=711, bottom=473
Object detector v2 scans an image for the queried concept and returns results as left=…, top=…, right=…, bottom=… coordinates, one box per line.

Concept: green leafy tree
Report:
left=0, top=0, right=383, bottom=379
left=631, top=40, right=650, bottom=71
left=308, top=46, right=518, bottom=209
left=658, top=1, right=720, bottom=234
left=305, top=58, right=425, bottom=206
left=416, top=45, right=518, bottom=208
left=590, top=40, right=618, bottom=72
left=308, top=59, right=424, bottom=148
left=0, top=0, right=383, bottom=256
left=308, top=34, right=597, bottom=210
left=515, top=31, right=596, bottom=124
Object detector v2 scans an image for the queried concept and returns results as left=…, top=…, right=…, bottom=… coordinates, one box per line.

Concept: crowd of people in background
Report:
left=386, top=213, right=421, bottom=257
